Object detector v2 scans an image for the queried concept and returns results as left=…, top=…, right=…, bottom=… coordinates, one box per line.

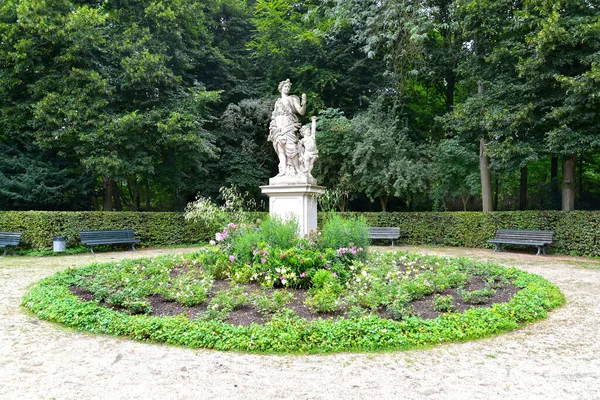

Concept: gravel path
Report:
left=1, top=246, right=599, bottom=400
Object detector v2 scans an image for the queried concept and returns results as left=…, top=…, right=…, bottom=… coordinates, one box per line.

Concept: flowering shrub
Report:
left=184, top=196, right=227, bottom=233
left=335, top=246, right=365, bottom=264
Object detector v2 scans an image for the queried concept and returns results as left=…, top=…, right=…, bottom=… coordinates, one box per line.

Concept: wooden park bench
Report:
left=0, top=231, right=22, bottom=256
left=487, top=229, right=553, bottom=256
left=79, top=229, right=140, bottom=254
left=368, top=227, right=400, bottom=246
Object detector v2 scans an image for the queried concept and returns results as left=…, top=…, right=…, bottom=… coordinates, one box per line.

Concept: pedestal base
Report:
left=260, top=183, right=324, bottom=237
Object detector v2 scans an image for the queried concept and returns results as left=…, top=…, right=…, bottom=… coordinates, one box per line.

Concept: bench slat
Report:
left=79, top=230, right=139, bottom=254
left=488, top=229, right=553, bottom=255
left=368, top=227, right=400, bottom=246
left=0, top=232, right=22, bottom=256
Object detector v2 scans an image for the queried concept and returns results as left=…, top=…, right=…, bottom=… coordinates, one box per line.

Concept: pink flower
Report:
left=332, top=272, right=338, bottom=278
left=216, top=232, right=228, bottom=241
left=300, top=272, right=307, bottom=278
left=350, top=247, right=357, bottom=255
left=261, top=258, right=267, bottom=264
left=280, top=277, right=287, bottom=285
left=229, top=255, right=236, bottom=262
left=209, top=240, right=216, bottom=246
left=228, top=223, right=236, bottom=229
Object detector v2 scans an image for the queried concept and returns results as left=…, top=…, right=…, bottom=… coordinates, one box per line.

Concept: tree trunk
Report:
left=480, top=138, right=493, bottom=212
left=145, top=178, right=151, bottom=210
left=446, top=71, right=456, bottom=112
left=562, top=153, right=576, bottom=211
left=551, top=155, right=560, bottom=209
left=112, top=181, right=122, bottom=211
left=461, top=195, right=470, bottom=211
left=579, top=151, right=584, bottom=200
left=102, top=177, right=113, bottom=211
left=127, top=176, right=140, bottom=211
left=519, top=164, right=527, bottom=210
left=478, top=82, right=493, bottom=212
left=379, top=196, right=387, bottom=212
left=494, top=177, right=499, bottom=211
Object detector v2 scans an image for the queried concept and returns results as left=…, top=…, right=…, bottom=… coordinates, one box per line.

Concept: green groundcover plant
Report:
left=22, top=217, right=564, bottom=354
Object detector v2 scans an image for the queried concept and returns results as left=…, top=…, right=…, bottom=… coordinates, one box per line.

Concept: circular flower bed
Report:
left=22, top=248, right=564, bottom=354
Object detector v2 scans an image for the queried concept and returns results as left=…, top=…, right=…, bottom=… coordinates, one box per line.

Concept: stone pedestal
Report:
left=260, top=179, right=324, bottom=237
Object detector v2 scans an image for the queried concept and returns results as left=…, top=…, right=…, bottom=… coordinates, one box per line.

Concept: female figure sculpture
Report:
left=268, top=79, right=307, bottom=177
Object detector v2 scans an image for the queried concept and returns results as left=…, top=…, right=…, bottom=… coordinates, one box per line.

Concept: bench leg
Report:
left=536, top=246, right=542, bottom=256
left=131, top=244, right=136, bottom=251
left=493, top=244, right=503, bottom=252
left=2, top=248, right=6, bottom=257
left=391, top=239, right=394, bottom=247
left=88, top=245, right=94, bottom=254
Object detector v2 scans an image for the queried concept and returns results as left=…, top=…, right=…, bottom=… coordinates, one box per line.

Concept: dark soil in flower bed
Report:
left=69, top=274, right=520, bottom=326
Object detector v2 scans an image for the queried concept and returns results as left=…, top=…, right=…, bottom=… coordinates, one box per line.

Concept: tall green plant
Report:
left=319, top=214, right=369, bottom=257
left=258, top=217, right=298, bottom=249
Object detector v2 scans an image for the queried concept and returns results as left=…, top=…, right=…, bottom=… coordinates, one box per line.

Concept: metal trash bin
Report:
left=53, top=236, right=66, bottom=252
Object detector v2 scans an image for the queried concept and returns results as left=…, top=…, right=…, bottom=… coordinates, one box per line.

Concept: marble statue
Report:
left=299, top=116, right=318, bottom=177
left=268, top=79, right=318, bottom=180
left=261, top=80, right=323, bottom=235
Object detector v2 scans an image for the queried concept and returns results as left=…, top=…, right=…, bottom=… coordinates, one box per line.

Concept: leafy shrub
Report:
left=258, top=217, right=299, bottom=249
left=386, top=300, right=414, bottom=320
left=399, top=273, right=437, bottom=300
left=122, top=299, right=152, bottom=315
left=209, top=285, right=250, bottom=312
left=433, top=294, right=455, bottom=312
left=458, top=287, right=496, bottom=304
left=304, top=286, right=342, bottom=313
left=311, top=269, right=338, bottom=289
left=486, top=275, right=509, bottom=289
left=319, top=215, right=369, bottom=258
left=386, top=292, right=414, bottom=319
left=160, top=271, right=213, bottom=307
left=252, top=290, right=295, bottom=315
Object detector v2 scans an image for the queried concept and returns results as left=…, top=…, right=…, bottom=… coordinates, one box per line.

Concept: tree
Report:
left=351, top=100, right=430, bottom=211
left=517, top=0, right=600, bottom=210
left=207, top=97, right=275, bottom=199
left=0, top=0, right=225, bottom=210
left=311, top=108, right=358, bottom=209
left=431, top=138, right=480, bottom=211
left=453, top=0, right=600, bottom=211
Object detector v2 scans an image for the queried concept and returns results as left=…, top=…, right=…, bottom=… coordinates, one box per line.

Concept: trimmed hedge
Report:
left=0, top=211, right=220, bottom=251
left=344, top=211, right=600, bottom=257
left=2, top=210, right=599, bottom=256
